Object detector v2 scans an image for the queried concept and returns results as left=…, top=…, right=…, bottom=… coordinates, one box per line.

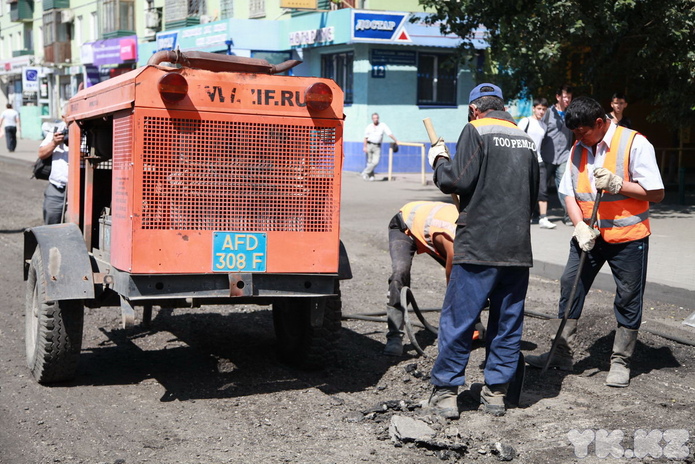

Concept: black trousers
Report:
left=5, top=126, right=17, bottom=152
left=559, top=236, right=649, bottom=330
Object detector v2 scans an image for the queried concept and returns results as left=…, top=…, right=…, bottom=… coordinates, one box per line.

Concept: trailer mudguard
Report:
left=24, top=223, right=95, bottom=302
left=338, top=240, right=352, bottom=280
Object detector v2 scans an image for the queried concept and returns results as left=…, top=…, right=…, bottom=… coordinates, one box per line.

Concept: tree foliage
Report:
left=419, top=0, right=695, bottom=128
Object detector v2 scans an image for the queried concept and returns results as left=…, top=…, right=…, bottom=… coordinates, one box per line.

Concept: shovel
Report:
left=542, top=190, right=603, bottom=375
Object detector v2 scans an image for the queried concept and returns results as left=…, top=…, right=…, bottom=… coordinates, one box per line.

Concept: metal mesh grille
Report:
left=140, top=116, right=337, bottom=232
left=113, top=114, right=133, bottom=170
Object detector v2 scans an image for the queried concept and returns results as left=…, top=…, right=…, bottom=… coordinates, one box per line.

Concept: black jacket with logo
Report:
left=433, top=111, right=539, bottom=267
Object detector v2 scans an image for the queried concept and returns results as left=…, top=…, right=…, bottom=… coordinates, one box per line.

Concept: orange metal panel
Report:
left=126, top=230, right=338, bottom=274
left=132, top=66, right=344, bottom=120
left=68, top=64, right=345, bottom=275
left=110, top=113, right=135, bottom=271
left=66, top=67, right=147, bottom=123
left=65, top=123, right=82, bottom=225
left=118, top=108, right=342, bottom=274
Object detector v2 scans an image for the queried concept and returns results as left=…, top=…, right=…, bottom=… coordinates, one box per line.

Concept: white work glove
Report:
left=428, top=137, right=450, bottom=168
left=594, top=167, right=623, bottom=195
left=573, top=221, right=601, bottom=252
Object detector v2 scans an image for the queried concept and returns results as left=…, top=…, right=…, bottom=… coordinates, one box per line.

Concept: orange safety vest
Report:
left=400, top=201, right=457, bottom=260
left=569, top=125, right=650, bottom=243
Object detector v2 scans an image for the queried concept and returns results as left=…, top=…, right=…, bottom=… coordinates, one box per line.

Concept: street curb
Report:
left=532, top=260, right=695, bottom=310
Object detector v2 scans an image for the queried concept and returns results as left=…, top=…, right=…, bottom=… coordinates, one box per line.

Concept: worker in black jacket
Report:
left=422, top=83, right=539, bottom=418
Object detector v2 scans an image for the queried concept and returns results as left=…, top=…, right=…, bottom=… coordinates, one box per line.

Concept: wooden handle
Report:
left=422, top=118, right=459, bottom=209
left=423, top=118, right=439, bottom=144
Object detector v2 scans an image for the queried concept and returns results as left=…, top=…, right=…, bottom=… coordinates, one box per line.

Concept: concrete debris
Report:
left=491, top=442, right=516, bottom=461
left=343, top=411, right=364, bottom=423
left=362, top=399, right=420, bottom=415
left=404, top=363, right=426, bottom=378
left=389, top=415, right=436, bottom=443
left=389, top=415, right=468, bottom=459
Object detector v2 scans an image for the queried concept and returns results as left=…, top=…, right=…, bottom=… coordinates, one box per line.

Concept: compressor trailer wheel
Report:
left=25, top=250, right=84, bottom=384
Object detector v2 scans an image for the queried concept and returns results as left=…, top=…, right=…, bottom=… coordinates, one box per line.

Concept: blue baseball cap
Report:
left=469, top=83, right=504, bottom=103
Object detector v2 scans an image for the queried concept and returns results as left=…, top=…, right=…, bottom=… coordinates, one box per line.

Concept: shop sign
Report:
left=289, top=26, right=334, bottom=47
left=157, top=31, right=179, bottom=51
left=91, top=36, right=138, bottom=66
left=23, top=67, right=39, bottom=92
left=280, top=0, right=317, bottom=8
left=179, top=21, right=228, bottom=49
left=85, top=65, right=101, bottom=88
left=352, top=11, right=407, bottom=42
left=371, top=49, right=416, bottom=65
left=0, top=55, right=33, bottom=75
left=81, top=42, right=95, bottom=64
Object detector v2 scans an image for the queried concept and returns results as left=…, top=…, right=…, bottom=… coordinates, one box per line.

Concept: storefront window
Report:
left=321, top=52, right=353, bottom=105
left=417, top=53, right=457, bottom=106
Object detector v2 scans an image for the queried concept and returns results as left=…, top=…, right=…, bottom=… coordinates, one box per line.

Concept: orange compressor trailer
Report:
left=23, top=52, right=351, bottom=384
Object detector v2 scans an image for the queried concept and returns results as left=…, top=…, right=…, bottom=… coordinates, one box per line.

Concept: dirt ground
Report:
left=1, top=159, right=694, bottom=464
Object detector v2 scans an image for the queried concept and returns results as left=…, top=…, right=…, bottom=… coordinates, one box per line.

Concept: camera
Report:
left=55, top=126, right=69, bottom=146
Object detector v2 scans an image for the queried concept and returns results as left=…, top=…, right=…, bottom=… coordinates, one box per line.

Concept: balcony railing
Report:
left=10, top=0, right=34, bottom=22
left=44, top=42, right=72, bottom=64
left=12, top=49, right=35, bottom=57
left=43, top=0, right=69, bottom=10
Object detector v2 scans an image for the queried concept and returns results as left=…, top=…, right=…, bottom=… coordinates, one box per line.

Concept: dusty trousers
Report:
left=386, top=213, right=417, bottom=339
left=558, top=237, right=648, bottom=330
left=431, top=263, right=528, bottom=387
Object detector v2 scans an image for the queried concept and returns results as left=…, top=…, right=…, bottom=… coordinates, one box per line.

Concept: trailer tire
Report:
left=25, top=250, right=84, bottom=384
left=273, top=283, right=342, bottom=370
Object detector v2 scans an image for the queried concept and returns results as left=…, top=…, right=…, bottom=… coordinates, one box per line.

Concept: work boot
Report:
left=383, top=304, right=405, bottom=356
left=480, top=383, right=508, bottom=416
left=422, top=386, right=459, bottom=419
left=605, top=327, right=638, bottom=388
left=526, top=319, right=578, bottom=371
left=383, top=336, right=403, bottom=356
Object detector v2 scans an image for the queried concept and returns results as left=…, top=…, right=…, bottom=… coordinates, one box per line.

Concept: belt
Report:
left=368, top=142, right=381, bottom=145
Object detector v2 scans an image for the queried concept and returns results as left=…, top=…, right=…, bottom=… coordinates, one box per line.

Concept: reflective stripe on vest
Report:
left=470, top=117, right=519, bottom=130
left=569, top=126, right=650, bottom=243
left=400, top=201, right=457, bottom=258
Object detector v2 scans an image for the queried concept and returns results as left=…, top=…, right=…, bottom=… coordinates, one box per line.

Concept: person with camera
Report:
left=38, top=113, right=69, bottom=224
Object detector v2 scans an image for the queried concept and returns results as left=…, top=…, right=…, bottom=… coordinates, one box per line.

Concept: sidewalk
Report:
left=340, top=173, right=695, bottom=310
left=0, top=137, right=43, bottom=165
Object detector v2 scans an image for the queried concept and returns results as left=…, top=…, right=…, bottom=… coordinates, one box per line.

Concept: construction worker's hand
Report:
left=573, top=221, right=601, bottom=252
left=428, top=137, right=449, bottom=168
left=594, top=167, right=623, bottom=195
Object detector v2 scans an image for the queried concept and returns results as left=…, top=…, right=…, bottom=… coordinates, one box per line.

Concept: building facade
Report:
left=0, top=0, right=481, bottom=174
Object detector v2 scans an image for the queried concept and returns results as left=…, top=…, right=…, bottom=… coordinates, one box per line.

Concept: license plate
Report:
left=212, top=232, right=267, bottom=272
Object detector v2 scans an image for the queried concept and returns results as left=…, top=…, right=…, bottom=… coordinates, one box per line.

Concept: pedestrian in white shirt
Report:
left=361, top=113, right=398, bottom=181
left=519, top=98, right=556, bottom=229
left=0, top=103, right=21, bottom=152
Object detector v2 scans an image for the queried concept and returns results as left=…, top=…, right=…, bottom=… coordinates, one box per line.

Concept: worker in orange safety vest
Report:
left=526, top=96, right=665, bottom=388
left=384, top=201, right=483, bottom=356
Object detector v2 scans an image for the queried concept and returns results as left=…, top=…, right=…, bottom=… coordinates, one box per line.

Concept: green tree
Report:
left=418, top=0, right=695, bottom=128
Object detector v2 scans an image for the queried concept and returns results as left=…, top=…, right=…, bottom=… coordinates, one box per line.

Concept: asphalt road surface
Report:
left=1, top=159, right=693, bottom=463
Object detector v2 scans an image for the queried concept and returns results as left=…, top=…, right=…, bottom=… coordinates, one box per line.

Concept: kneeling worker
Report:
left=385, top=201, right=483, bottom=356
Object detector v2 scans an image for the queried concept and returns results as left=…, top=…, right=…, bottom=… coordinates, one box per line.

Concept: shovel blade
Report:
left=506, top=352, right=525, bottom=407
